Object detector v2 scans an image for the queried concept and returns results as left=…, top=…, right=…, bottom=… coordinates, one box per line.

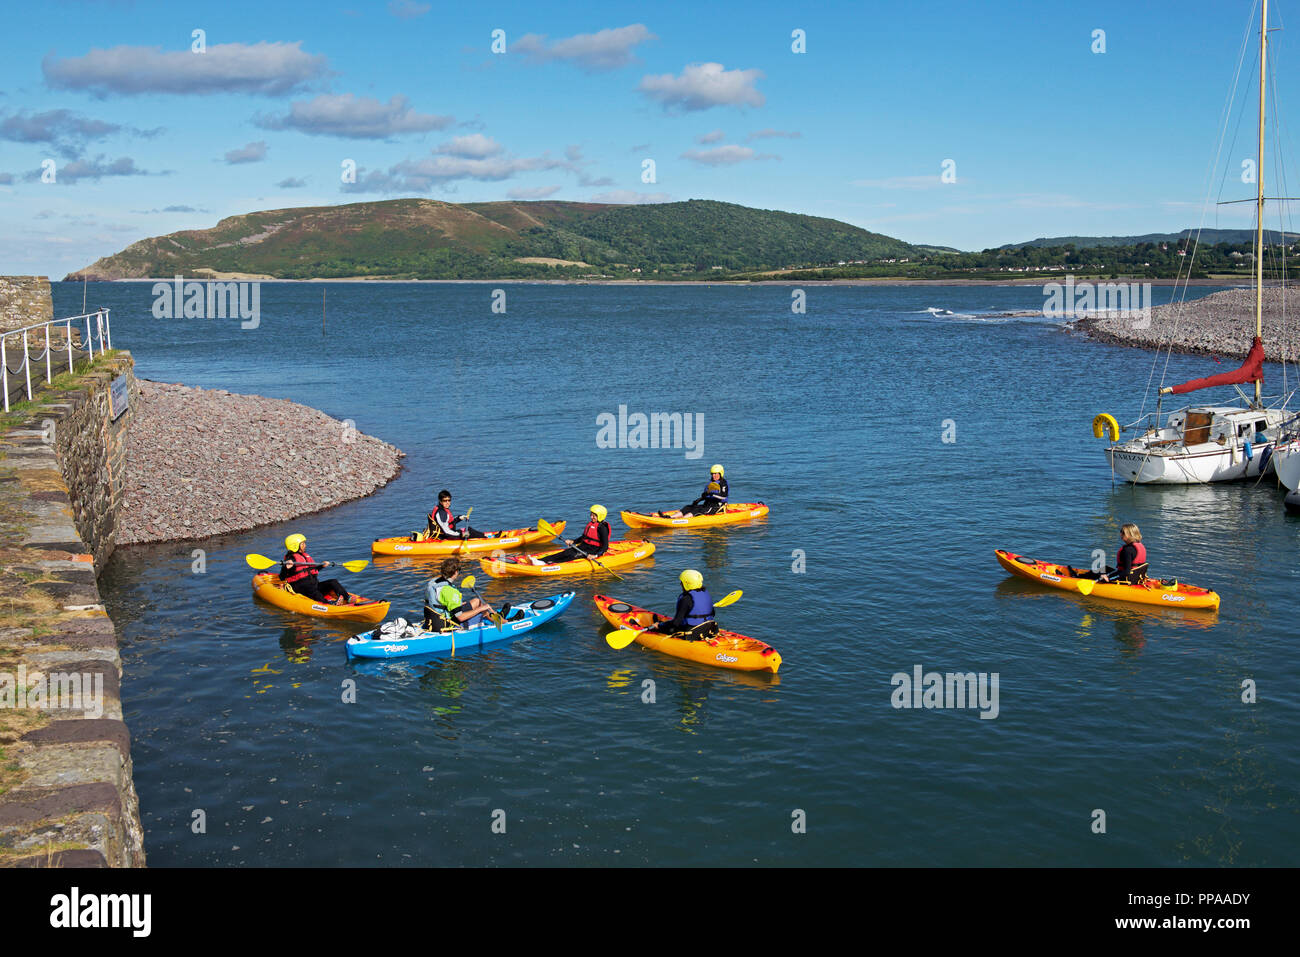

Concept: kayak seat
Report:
left=422, top=603, right=456, bottom=632
left=673, top=621, right=720, bottom=642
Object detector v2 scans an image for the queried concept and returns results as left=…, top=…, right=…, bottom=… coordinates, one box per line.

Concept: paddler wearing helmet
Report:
left=649, top=569, right=718, bottom=640
left=522, top=505, right=611, bottom=565
left=279, top=533, right=352, bottom=604
left=659, top=465, right=729, bottom=518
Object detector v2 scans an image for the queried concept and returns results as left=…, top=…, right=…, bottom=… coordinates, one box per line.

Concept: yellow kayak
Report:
left=371, top=521, right=565, bottom=556
left=994, top=549, right=1221, bottom=611
left=593, top=594, right=781, bottom=673
left=620, top=503, right=769, bottom=529
left=251, top=573, right=390, bottom=623
left=478, top=540, right=655, bottom=577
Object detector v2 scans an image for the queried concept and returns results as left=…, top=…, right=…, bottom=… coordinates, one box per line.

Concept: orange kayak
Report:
left=994, top=549, right=1221, bottom=610
left=251, top=573, right=390, bottom=623
left=372, top=520, right=565, bottom=556
left=620, top=503, right=769, bottom=529
left=593, top=594, right=781, bottom=673
left=478, top=540, right=655, bottom=577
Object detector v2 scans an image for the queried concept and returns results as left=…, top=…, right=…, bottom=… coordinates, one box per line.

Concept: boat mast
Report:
left=1255, top=0, right=1268, bottom=407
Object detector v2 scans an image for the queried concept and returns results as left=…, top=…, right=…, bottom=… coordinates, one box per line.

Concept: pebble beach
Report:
left=1073, top=285, right=1300, bottom=363
left=117, top=380, right=403, bottom=545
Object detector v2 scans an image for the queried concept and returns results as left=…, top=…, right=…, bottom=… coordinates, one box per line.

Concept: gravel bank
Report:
left=117, top=380, right=403, bottom=545
left=1073, top=286, right=1299, bottom=362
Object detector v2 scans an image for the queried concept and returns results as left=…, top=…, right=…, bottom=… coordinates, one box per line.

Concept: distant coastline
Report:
left=80, top=276, right=1250, bottom=287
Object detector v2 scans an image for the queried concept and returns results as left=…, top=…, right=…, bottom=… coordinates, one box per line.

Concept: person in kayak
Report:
left=521, top=505, right=610, bottom=565
left=425, top=490, right=484, bottom=540
left=648, top=569, right=718, bottom=639
left=1099, top=523, right=1149, bottom=584
left=280, top=534, right=352, bottom=604
left=659, top=465, right=729, bottom=518
left=424, top=558, right=494, bottom=628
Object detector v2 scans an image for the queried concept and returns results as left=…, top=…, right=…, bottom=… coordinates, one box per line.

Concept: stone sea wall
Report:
left=0, top=352, right=145, bottom=867
left=0, top=277, right=53, bottom=335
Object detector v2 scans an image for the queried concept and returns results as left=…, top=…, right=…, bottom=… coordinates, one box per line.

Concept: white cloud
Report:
left=747, top=128, right=800, bottom=141
left=23, top=155, right=157, bottom=184
left=515, top=24, right=655, bottom=72
left=256, top=94, right=453, bottom=139
left=437, top=134, right=502, bottom=158
left=696, top=129, right=725, bottom=144
left=638, top=63, right=764, bottom=111
left=43, top=42, right=329, bottom=96
left=682, top=145, right=775, bottom=165
left=388, top=0, right=430, bottom=19
left=508, top=185, right=562, bottom=199
left=224, top=141, right=267, bottom=164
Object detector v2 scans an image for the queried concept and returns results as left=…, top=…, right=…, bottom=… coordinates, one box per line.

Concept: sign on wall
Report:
left=109, top=375, right=129, bottom=421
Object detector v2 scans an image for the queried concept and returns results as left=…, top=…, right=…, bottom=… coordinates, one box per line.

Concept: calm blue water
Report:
left=61, top=280, right=1300, bottom=867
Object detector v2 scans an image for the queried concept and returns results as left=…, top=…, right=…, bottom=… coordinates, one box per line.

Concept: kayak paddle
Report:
left=246, top=553, right=370, bottom=573
left=1076, top=578, right=1096, bottom=596
left=458, top=573, right=503, bottom=626
left=537, top=519, right=625, bottom=581
left=605, top=590, right=743, bottom=649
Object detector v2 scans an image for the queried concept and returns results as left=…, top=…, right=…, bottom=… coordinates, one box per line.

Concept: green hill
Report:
left=66, top=198, right=919, bottom=280
left=1001, top=228, right=1292, bottom=250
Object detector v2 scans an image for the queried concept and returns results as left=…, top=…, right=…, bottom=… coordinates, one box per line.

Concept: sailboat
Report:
left=1101, top=0, right=1292, bottom=485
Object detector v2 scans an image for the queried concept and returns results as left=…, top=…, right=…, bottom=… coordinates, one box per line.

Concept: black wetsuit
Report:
left=280, top=551, right=349, bottom=602
left=650, top=588, right=717, bottom=637
left=1114, top=542, right=1148, bottom=584
left=681, top=477, right=728, bottom=516
left=541, top=520, right=609, bottom=562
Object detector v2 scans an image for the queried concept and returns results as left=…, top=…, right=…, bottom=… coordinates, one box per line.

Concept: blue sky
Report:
left=0, top=0, right=1295, bottom=275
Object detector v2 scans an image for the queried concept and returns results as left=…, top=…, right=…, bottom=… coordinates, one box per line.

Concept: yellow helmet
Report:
left=679, top=569, right=704, bottom=590
left=590, top=504, right=607, bottom=521
left=285, top=533, right=306, bottom=552
left=710, top=464, right=724, bottom=476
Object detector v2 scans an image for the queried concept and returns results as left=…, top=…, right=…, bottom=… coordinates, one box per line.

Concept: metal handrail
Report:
left=1, top=309, right=111, bottom=413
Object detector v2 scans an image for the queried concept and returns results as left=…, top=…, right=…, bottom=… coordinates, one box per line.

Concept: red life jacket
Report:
left=1132, top=542, right=1147, bottom=566
left=429, top=505, right=454, bottom=536
left=282, top=549, right=316, bottom=583
left=579, top=520, right=606, bottom=548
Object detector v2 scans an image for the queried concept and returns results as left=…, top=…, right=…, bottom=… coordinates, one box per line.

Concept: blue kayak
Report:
left=344, top=592, right=575, bottom=659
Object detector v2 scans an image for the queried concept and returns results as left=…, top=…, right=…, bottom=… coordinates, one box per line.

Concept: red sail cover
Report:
left=1169, top=336, right=1265, bottom=394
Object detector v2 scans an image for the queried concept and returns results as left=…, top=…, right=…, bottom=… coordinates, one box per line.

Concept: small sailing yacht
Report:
left=1101, top=0, right=1290, bottom=485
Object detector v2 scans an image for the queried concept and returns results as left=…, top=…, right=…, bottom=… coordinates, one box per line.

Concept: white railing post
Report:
left=45, top=323, right=52, bottom=383
left=66, top=319, right=73, bottom=373
left=85, top=315, right=93, bottom=362
left=103, top=308, right=111, bottom=350
left=1, top=336, right=9, bottom=413
left=22, top=330, right=32, bottom=401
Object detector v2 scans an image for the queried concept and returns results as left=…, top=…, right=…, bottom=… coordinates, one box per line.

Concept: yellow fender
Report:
left=1092, top=413, right=1119, bottom=442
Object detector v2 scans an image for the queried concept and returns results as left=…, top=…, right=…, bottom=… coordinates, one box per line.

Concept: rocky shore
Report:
left=1073, top=286, right=1299, bottom=363
left=117, top=381, right=403, bottom=545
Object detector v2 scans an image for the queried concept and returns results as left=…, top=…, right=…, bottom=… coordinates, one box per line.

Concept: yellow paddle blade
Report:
left=246, top=553, right=278, bottom=570
left=461, top=575, right=476, bottom=589
left=1077, top=578, right=1095, bottom=596
left=338, top=560, right=370, bottom=573
left=606, top=627, right=642, bottom=650
left=465, top=506, right=474, bottom=517
left=714, top=589, right=743, bottom=608
left=538, top=519, right=557, bottom=536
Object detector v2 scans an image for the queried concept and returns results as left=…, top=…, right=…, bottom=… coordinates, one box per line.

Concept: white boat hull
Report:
left=1106, top=443, right=1277, bottom=483
left=1272, top=441, right=1300, bottom=491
